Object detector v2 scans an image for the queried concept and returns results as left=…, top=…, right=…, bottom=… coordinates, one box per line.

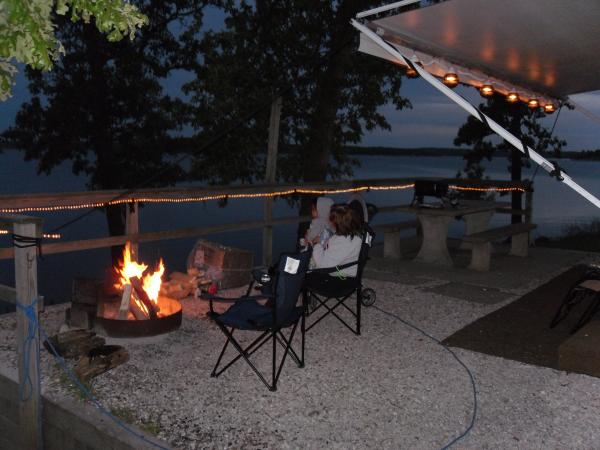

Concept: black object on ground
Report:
left=443, top=265, right=593, bottom=371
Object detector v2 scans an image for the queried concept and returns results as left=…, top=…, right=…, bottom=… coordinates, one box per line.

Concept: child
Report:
left=304, top=196, right=334, bottom=246
left=309, top=204, right=363, bottom=278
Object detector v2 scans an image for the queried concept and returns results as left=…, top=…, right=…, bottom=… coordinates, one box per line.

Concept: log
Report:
left=118, top=284, right=132, bottom=320
left=170, top=271, right=196, bottom=284
left=130, top=277, right=157, bottom=319
left=129, top=290, right=150, bottom=320
left=74, top=345, right=130, bottom=382
left=43, top=330, right=105, bottom=359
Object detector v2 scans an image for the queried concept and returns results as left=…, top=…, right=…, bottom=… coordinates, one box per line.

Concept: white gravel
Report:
left=1, top=274, right=600, bottom=449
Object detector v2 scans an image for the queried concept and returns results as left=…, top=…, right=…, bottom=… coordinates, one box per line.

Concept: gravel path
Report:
left=1, top=274, right=600, bottom=449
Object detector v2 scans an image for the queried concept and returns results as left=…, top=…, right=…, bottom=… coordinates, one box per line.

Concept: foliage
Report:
left=454, top=94, right=566, bottom=181
left=0, top=0, right=148, bottom=100
left=535, top=219, right=600, bottom=253
left=2, top=1, right=215, bottom=252
left=182, top=0, right=411, bottom=186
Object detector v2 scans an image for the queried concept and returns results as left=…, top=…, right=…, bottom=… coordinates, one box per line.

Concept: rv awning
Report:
left=352, top=0, right=600, bottom=209
left=358, top=0, right=600, bottom=104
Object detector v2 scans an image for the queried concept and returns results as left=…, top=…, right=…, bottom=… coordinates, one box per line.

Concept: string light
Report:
left=479, top=84, right=494, bottom=98
left=506, top=92, right=520, bottom=104
left=0, top=184, right=415, bottom=214
left=449, top=185, right=527, bottom=193
left=543, top=104, right=556, bottom=113
left=0, top=182, right=531, bottom=214
left=527, top=98, right=540, bottom=109
left=443, top=73, right=459, bottom=88
left=0, top=229, right=61, bottom=239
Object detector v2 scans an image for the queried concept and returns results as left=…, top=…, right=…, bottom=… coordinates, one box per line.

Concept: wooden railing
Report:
left=0, top=177, right=534, bottom=261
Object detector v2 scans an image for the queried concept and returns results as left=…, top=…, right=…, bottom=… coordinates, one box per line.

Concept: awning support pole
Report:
left=351, top=19, right=600, bottom=210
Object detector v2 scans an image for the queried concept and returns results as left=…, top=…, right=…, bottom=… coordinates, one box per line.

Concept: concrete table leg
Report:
left=414, top=215, right=454, bottom=266
left=460, top=210, right=494, bottom=249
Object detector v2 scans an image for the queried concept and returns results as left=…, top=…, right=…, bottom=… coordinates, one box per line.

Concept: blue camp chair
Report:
left=201, top=249, right=311, bottom=391
left=304, top=225, right=376, bottom=335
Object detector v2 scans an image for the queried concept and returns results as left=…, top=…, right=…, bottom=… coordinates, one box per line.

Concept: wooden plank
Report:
left=463, top=223, right=537, bottom=243
left=14, top=220, right=42, bottom=450
left=125, top=202, right=139, bottom=260
left=0, top=283, right=16, bottom=304
left=0, top=178, right=417, bottom=211
left=263, top=97, right=282, bottom=266
left=0, top=214, right=43, bottom=227
left=0, top=215, right=311, bottom=260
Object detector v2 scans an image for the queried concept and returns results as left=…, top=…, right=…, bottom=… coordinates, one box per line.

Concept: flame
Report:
left=115, top=242, right=164, bottom=303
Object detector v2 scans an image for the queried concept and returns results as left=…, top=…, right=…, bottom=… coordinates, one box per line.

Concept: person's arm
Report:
left=313, top=236, right=356, bottom=269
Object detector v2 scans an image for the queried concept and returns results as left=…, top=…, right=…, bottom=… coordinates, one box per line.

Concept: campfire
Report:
left=92, top=242, right=183, bottom=337
left=114, top=242, right=168, bottom=320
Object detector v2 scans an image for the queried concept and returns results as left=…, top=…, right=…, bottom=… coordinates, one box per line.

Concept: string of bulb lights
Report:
left=0, top=229, right=62, bottom=239
left=437, top=72, right=556, bottom=113
left=0, top=183, right=527, bottom=215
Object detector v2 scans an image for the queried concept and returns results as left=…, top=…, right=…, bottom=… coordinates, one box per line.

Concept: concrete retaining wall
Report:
left=0, top=367, right=171, bottom=450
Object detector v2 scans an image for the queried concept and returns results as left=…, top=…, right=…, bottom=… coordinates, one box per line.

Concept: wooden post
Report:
left=13, top=217, right=43, bottom=450
left=525, top=184, right=533, bottom=225
left=263, top=97, right=282, bottom=266
left=125, top=201, right=139, bottom=261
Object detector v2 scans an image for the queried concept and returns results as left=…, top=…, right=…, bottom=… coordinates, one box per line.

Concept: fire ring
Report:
left=95, top=296, right=182, bottom=338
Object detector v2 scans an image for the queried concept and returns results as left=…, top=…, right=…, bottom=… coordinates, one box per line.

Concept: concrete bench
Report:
left=463, top=222, right=537, bottom=271
left=375, top=220, right=420, bottom=259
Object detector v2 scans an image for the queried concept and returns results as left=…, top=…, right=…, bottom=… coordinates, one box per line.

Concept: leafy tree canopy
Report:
left=183, top=0, right=412, bottom=186
left=0, top=0, right=148, bottom=100
left=454, top=94, right=566, bottom=180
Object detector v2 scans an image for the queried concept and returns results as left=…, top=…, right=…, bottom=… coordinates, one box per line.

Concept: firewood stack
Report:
left=160, top=268, right=213, bottom=300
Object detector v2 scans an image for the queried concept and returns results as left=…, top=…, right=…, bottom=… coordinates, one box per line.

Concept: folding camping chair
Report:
left=304, top=225, right=376, bottom=335
left=550, top=265, right=600, bottom=334
left=201, top=249, right=311, bottom=391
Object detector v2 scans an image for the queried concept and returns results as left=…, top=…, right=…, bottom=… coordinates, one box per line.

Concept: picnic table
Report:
left=396, top=200, right=497, bottom=266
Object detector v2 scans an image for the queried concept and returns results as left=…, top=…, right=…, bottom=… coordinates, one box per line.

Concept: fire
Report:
left=115, top=242, right=164, bottom=304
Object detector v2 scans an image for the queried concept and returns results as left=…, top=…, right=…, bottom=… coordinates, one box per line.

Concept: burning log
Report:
left=118, top=284, right=133, bottom=320
left=130, top=276, right=158, bottom=319
left=129, top=290, right=150, bottom=320
left=75, top=345, right=130, bottom=382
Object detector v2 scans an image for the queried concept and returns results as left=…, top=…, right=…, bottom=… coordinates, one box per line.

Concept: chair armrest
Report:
left=309, top=260, right=358, bottom=275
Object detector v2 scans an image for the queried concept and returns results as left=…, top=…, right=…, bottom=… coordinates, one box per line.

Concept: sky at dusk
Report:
left=2, top=3, right=600, bottom=152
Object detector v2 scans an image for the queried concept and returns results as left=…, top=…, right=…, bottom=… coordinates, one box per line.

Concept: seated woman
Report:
left=307, top=204, right=363, bottom=290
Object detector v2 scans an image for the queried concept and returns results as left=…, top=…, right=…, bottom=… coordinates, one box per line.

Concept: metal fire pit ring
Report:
left=94, top=296, right=182, bottom=338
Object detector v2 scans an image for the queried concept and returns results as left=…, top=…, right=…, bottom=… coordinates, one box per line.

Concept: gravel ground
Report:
left=1, top=272, right=600, bottom=449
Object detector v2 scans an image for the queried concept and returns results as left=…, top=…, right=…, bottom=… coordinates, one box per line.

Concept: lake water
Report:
left=1, top=150, right=599, bottom=308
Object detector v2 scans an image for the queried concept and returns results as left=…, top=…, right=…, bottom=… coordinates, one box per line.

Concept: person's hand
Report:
left=311, top=235, right=320, bottom=245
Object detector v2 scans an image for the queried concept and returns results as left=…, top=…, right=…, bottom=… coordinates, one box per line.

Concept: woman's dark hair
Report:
left=329, top=204, right=363, bottom=238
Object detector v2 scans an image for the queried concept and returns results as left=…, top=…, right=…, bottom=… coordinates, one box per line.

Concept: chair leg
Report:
left=356, top=288, right=362, bottom=336
left=271, top=331, right=277, bottom=391
left=212, top=328, right=234, bottom=377
left=301, top=312, right=306, bottom=367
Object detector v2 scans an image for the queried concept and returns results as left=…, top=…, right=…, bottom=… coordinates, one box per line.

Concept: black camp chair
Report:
left=304, top=225, right=375, bottom=335
left=201, top=249, right=311, bottom=391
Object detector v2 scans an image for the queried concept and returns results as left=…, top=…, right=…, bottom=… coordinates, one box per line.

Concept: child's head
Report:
left=311, top=197, right=319, bottom=219
left=329, top=204, right=362, bottom=237
left=312, top=197, right=334, bottom=220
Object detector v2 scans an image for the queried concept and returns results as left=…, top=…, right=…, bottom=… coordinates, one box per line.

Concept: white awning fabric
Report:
left=352, top=1, right=600, bottom=209
left=359, top=0, right=600, bottom=104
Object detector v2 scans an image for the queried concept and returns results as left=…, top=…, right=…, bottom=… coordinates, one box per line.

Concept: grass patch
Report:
left=56, top=366, right=94, bottom=402
left=110, top=406, right=162, bottom=436
left=536, top=220, right=600, bottom=253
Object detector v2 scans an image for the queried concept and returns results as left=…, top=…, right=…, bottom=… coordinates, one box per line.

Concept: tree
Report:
left=454, top=94, right=565, bottom=222
left=3, top=1, right=215, bottom=260
left=182, top=0, right=411, bottom=228
left=0, top=0, right=148, bottom=101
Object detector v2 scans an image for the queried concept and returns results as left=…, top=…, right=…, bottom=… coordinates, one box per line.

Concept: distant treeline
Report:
left=3, top=139, right=600, bottom=160
left=344, top=145, right=600, bottom=160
